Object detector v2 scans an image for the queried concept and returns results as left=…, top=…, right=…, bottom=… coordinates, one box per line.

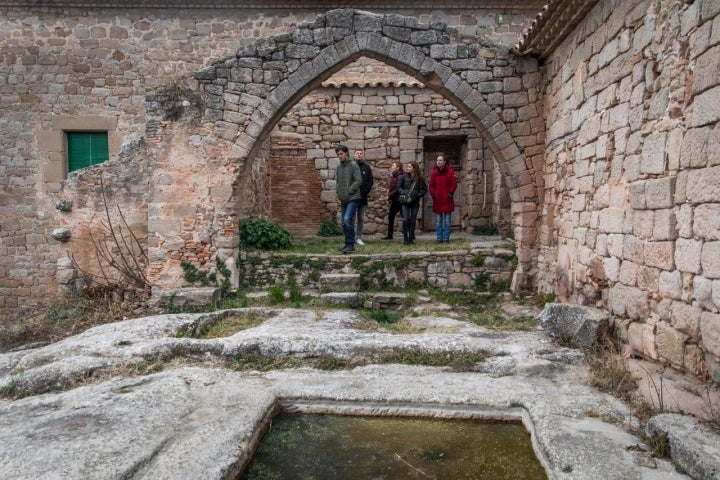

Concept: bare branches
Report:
left=71, top=175, right=150, bottom=293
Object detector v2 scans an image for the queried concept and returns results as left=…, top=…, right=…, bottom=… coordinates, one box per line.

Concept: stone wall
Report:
left=0, top=3, right=542, bottom=318
left=236, top=244, right=515, bottom=292
left=538, top=0, right=720, bottom=380
left=143, top=9, right=544, bottom=300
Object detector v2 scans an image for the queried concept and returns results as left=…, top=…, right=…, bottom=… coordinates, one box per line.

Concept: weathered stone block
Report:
left=656, top=322, right=687, bottom=367
left=632, top=209, right=654, bottom=238
left=693, top=204, right=720, bottom=240
left=701, top=311, right=720, bottom=358
left=652, top=209, right=677, bottom=240
left=320, top=292, right=359, bottom=308
left=646, top=413, right=720, bottom=479
left=693, top=275, right=716, bottom=312
left=537, top=303, right=611, bottom=348
left=670, top=301, right=702, bottom=338
left=690, top=85, right=720, bottom=127
left=640, top=131, right=666, bottom=174
left=599, top=208, right=625, bottom=233
left=687, top=165, right=720, bottom=203
left=644, top=241, right=675, bottom=270
left=609, top=283, right=649, bottom=319
left=159, top=287, right=220, bottom=308
left=318, top=273, right=359, bottom=292
left=680, top=127, right=712, bottom=168
left=675, top=238, right=702, bottom=274
left=659, top=270, right=682, bottom=300
left=645, top=177, right=675, bottom=209
left=623, top=235, right=644, bottom=262
left=702, top=242, right=720, bottom=278
left=627, top=321, right=644, bottom=353
left=637, top=265, right=660, bottom=292
left=676, top=204, right=694, bottom=238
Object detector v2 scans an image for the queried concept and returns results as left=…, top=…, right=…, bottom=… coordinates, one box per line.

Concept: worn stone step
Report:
left=158, top=287, right=220, bottom=308
left=363, top=292, right=410, bottom=311
left=319, top=273, right=360, bottom=292
left=320, top=292, right=359, bottom=308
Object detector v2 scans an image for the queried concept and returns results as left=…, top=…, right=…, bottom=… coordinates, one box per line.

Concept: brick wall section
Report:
left=538, top=0, right=720, bottom=381
left=269, top=138, right=326, bottom=236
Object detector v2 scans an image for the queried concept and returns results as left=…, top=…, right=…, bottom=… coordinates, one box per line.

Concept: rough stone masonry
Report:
left=1, top=0, right=720, bottom=384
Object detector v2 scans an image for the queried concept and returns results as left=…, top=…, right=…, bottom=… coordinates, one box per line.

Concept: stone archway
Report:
left=190, top=8, right=543, bottom=289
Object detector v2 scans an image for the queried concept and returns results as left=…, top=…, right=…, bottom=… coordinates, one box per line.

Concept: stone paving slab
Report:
left=0, top=307, right=708, bottom=480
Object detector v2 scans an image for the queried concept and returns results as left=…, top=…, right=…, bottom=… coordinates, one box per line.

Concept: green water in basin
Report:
left=241, top=413, right=547, bottom=479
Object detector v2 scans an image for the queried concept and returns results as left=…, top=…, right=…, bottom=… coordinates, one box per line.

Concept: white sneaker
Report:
left=356, top=238, right=364, bottom=245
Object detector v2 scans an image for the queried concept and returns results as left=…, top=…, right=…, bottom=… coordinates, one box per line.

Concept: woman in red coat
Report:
left=429, top=155, right=458, bottom=242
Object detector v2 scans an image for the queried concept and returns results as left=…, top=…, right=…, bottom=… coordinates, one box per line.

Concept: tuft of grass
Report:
left=361, top=309, right=402, bottom=324
left=268, top=284, right=285, bottom=304
left=135, top=358, right=165, bottom=375
left=472, top=313, right=536, bottom=332
left=645, top=431, right=671, bottom=459
left=587, top=329, right=636, bottom=403
left=379, top=349, right=485, bottom=371
left=231, top=350, right=302, bottom=371
left=200, top=311, right=266, bottom=339
left=288, top=284, right=304, bottom=307
left=312, top=356, right=351, bottom=370
left=0, top=379, right=17, bottom=399
left=275, top=238, right=472, bottom=255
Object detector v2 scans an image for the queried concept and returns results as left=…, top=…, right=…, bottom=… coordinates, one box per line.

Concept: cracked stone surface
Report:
left=0, top=307, right=709, bottom=479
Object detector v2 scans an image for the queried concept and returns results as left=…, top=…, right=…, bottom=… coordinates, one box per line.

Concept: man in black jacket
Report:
left=353, top=149, right=374, bottom=245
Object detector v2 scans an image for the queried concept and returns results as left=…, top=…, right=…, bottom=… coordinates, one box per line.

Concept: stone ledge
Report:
left=646, top=413, right=720, bottom=480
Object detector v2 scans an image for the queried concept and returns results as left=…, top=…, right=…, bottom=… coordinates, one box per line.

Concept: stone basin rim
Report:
left=240, top=398, right=552, bottom=480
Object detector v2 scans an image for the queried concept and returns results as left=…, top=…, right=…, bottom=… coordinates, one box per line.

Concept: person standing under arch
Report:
left=353, top=149, right=374, bottom=245
left=335, top=145, right=361, bottom=253
left=429, top=155, right=457, bottom=243
left=398, top=161, right=427, bottom=245
left=383, top=161, right=403, bottom=240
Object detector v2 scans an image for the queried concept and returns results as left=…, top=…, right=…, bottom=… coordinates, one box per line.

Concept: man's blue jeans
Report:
left=436, top=212, right=452, bottom=241
left=341, top=199, right=360, bottom=247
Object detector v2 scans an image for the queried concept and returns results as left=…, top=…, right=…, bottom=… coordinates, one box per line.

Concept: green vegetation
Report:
left=181, top=261, right=213, bottom=286
left=200, top=311, right=266, bottom=339
left=239, top=219, right=293, bottom=250
left=472, top=224, right=499, bottom=236
left=379, top=349, right=485, bottom=371
left=361, top=309, right=402, bottom=324
left=275, top=237, right=471, bottom=255
left=317, top=219, right=342, bottom=237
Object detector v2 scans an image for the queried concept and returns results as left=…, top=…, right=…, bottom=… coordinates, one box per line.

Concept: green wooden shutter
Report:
left=67, top=132, right=109, bottom=172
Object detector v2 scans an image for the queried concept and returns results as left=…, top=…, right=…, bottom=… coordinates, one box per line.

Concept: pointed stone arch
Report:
left=194, top=9, right=541, bottom=288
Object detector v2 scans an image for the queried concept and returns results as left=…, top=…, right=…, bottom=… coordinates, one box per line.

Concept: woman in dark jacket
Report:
left=383, top=161, right=403, bottom=240
left=398, top=161, right=427, bottom=245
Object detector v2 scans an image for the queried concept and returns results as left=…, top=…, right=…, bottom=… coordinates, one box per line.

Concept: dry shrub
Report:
left=587, top=328, right=636, bottom=403
left=1, top=289, right=146, bottom=353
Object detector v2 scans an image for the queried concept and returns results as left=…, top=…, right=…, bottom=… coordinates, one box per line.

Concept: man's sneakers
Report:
left=356, top=238, right=364, bottom=245
left=341, top=246, right=355, bottom=254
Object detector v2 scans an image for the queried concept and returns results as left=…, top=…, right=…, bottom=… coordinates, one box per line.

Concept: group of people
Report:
left=334, top=144, right=457, bottom=253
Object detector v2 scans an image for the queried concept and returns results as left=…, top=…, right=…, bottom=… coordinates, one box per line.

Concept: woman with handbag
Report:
left=398, top=161, right=427, bottom=245
left=382, top=161, right=404, bottom=240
